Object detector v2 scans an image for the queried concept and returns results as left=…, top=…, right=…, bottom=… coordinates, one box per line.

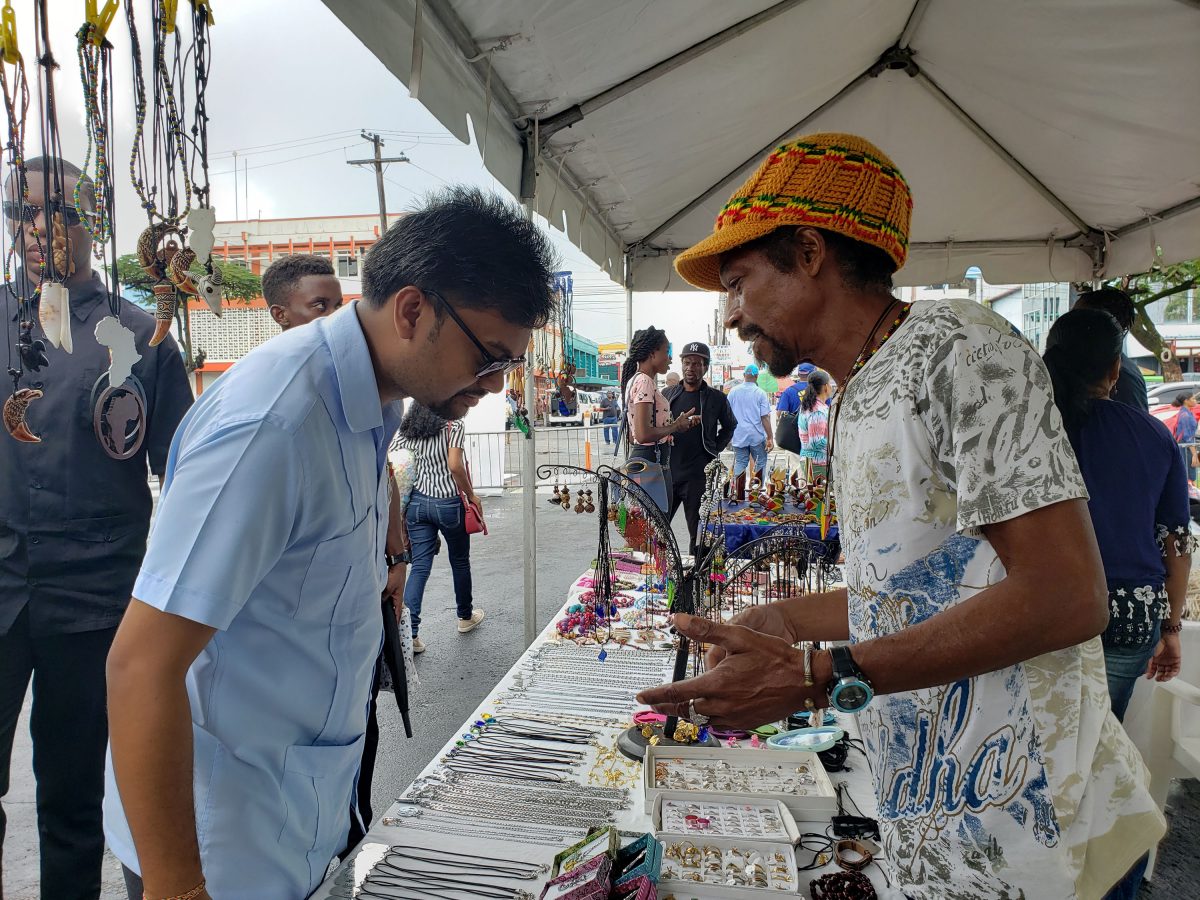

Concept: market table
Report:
left=705, top=502, right=841, bottom=557
left=313, top=568, right=900, bottom=899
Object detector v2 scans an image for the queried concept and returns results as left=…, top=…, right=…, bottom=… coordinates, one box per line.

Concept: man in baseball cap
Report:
left=663, top=341, right=735, bottom=556
left=640, top=133, right=1158, bottom=899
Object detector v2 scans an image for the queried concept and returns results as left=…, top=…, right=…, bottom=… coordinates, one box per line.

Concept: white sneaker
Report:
left=412, top=636, right=426, bottom=654
left=457, top=610, right=486, bottom=633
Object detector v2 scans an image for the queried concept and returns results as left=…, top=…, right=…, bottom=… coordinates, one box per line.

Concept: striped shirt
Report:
left=393, top=420, right=464, bottom=499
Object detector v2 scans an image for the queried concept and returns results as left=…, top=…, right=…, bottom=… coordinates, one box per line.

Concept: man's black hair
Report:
left=739, top=225, right=895, bottom=292
left=23, top=156, right=95, bottom=209
left=262, top=254, right=336, bottom=306
left=1075, top=287, right=1136, bottom=332
left=361, top=185, right=558, bottom=329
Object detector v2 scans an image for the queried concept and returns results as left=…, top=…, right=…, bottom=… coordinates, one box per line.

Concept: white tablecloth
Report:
left=312, top=570, right=902, bottom=899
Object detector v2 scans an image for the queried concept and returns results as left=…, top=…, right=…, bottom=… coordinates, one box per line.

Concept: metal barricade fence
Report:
left=464, top=423, right=626, bottom=490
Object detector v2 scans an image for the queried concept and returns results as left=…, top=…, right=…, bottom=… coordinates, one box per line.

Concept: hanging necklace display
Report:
left=1, top=2, right=48, bottom=443
left=78, top=2, right=148, bottom=461
left=184, top=0, right=221, bottom=316
left=32, top=0, right=72, bottom=356
left=127, top=0, right=198, bottom=347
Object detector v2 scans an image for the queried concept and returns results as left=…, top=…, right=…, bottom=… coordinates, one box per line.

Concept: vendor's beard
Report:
left=742, top=328, right=798, bottom=378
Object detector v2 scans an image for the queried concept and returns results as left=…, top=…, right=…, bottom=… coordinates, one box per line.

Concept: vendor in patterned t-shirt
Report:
left=638, top=132, right=1165, bottom=900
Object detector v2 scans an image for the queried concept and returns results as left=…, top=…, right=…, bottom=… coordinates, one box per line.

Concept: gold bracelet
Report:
left=145, top=881, right=206, bottom=900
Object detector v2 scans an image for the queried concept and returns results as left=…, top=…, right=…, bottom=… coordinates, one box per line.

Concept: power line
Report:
left=210, top=130, right=361, bottom=158
left=209, top=144, right=357, bottom=177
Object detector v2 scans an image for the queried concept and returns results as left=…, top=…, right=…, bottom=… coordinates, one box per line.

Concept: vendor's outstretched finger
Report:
left=672, top=613, right=758, bottom=655
left=636, top=670, right=717, bottom=711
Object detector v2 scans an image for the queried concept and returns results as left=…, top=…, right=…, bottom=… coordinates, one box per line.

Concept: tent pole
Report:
left=522, top=206, right=539, bottom=649
left=624, top=252, right=634, bottom=345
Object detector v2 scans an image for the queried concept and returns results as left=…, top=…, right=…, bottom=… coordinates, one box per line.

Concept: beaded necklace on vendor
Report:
left=823, top=299, right=912, bottom=518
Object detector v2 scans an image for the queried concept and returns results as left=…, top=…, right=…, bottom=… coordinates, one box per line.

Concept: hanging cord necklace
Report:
left=79, top=5, right=151, bottom=461
left=824, top=299, right=913, bottom=511
left=0, top=3, right=47, bottom=443
left=128, top=0, right=207, bottom=348
left=182, top=1, right=221, bottom=317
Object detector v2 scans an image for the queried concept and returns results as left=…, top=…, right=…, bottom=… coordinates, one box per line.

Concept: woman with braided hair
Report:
left=621, top=326, right=699, bottom=503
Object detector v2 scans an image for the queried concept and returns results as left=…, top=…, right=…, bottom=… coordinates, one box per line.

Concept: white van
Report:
left=548, top=389, right=602, bottom=427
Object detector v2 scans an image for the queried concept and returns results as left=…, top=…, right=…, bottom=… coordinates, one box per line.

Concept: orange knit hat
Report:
left=674, top=133, right=913, bottom=292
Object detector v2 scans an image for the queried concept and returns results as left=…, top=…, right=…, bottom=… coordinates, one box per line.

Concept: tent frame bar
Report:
left=635, top=69, right=874, bottom=249
left=536, top=0, right=812, bottom=144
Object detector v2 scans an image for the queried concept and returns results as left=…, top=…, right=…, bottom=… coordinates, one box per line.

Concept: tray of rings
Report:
left=658, top=837, right=799, bottom=897
left=644, top=746, right=836, bottom=816
left=653, top=794, right=801, bottom=845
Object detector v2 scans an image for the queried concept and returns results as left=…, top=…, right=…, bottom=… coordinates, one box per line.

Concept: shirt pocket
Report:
left=278, top=735, right=366, bottom=889
left=295, top=511, right=379, bottom=625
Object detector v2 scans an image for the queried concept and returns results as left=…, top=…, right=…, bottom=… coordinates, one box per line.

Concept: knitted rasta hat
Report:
left=674, top=133, right=913, bottom=292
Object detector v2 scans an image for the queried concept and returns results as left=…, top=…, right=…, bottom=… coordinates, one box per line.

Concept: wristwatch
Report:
left=827, top=645, right=874, bottom=714
left=385, top=550, right=412, bottom=568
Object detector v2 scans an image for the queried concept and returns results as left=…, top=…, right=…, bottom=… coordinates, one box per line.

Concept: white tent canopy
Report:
left=324, top=0, right=1200, bottom=290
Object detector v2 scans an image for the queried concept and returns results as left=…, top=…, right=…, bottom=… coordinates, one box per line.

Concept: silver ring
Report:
left=688, top=698, right=710, bottom=726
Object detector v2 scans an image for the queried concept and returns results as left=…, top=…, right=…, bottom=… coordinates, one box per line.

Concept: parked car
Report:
left=1150, top=400, right=1200, bottom=433
left=1147, top=381, right=1199, bottom=407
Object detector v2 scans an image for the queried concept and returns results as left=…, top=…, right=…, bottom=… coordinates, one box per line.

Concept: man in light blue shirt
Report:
left=104, top=188, right=558, bottom=900
left=727, top=365, right=773, bottom=499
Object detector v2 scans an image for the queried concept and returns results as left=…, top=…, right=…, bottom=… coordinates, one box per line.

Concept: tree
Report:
left=115, top=254, right=263, bottom=304
left=1103, top=256, right=1200, bottom=383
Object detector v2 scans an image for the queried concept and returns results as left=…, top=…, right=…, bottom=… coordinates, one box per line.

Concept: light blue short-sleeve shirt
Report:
left=104, top=303, right=403, bottom=898
left=728, top=380, right=771, bottom=448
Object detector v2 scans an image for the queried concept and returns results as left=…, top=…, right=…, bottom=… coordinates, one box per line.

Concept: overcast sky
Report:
left=4, top=0, right=732, bottom=352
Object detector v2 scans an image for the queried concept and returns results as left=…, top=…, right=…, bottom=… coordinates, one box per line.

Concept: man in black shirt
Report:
left=0, top=158, right=193, bottom=899
left=663, top=342, right=737, bottom=556
left=1073, top=287, right=1148, bottom=411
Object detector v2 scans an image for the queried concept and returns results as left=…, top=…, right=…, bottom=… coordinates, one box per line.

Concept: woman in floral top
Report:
left=796, top=368, right=832, bottom=479
left=1043, top=309, right=1193, bottom=721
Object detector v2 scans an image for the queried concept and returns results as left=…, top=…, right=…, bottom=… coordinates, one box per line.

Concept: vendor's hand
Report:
left=766, top=438, right=775, bottom=452
left=706, top=602, right=798, bottom=668
left=636, top=613, right=823, bottom=729
left=1146, top=632, right=1183, bottom=682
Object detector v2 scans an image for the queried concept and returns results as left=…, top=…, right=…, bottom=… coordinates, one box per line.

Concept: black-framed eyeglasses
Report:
left=425, top=289, right=526, bottom=379
left=2, top=199, right=88, bottom=228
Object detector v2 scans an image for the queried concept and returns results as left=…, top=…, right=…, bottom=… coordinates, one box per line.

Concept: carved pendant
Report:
left=38, top=282, right=71, bottom=352
left=91, top=373, right=147, bottom=460
left=3, top=388, right=43, bottom=443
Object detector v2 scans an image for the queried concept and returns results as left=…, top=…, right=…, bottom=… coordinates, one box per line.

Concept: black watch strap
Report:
left=829, top=645, right=858, bottom=681
left=386, top=550, right=411, bottom=567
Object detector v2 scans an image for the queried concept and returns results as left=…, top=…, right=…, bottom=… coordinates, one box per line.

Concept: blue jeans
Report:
left=603, top=418, right=619, bottom=444
left=1104, top=619, right=1161, bottom=723
left=403, top=491, right=473, bottom=636
left=733, top=442, right=768, bottom=477
left=1102, top=854, right=1149, bottom=900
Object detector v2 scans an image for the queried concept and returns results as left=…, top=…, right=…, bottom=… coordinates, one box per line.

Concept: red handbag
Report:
left=451, top=423, right=488, bottom=535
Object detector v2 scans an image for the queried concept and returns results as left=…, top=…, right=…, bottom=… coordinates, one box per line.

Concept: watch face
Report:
left=834, top=681, right=871, bottom=712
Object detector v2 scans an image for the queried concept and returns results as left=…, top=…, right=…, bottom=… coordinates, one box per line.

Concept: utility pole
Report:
left=346, top=131, right=410, bottom=235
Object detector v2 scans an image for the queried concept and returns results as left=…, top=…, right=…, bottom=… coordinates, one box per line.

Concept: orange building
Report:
left=188, top=213, right=398, bottom=393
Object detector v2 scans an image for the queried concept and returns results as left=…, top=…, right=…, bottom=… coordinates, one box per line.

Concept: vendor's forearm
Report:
left=449, top=466, right=473, bottom=498
left=108, top=656, right=204, bottom=894
left=778, top=588, right=850, bottom=642
left=1165, top=552, right=1190, bottom=623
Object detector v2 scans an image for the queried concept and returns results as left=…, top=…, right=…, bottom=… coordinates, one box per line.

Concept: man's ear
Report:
left=793, top=227, right=829, bottom=278
left=269, top=304, right=289, bottom=328
left=390, top=286, right=427, bottom=341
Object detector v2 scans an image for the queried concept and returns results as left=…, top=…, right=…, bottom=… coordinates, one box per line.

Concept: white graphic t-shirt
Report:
left=833, top=298, right=1165, bottom=899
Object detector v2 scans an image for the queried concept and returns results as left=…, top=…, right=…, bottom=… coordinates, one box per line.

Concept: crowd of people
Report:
left=0, top=130, right=1193, bottom=900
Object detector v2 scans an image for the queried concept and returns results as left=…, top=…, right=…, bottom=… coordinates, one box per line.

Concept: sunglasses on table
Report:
left=3, top=200, right=90, bottom=228
left=425, top=289, right=526, bottom=379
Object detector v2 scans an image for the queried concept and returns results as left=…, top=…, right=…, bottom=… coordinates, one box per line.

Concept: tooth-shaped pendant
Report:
left=150, top=282, right=176, bottom=347
left=38, top=282, right=70, bottom=352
